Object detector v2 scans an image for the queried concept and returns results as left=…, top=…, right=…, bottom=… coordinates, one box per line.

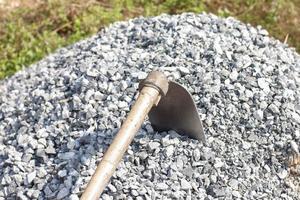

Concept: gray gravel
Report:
left=1, top=13, right=300, bottom=199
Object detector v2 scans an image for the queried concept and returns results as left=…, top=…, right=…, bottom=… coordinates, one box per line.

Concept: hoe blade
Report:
left=148, top=81, right=205, bottom=142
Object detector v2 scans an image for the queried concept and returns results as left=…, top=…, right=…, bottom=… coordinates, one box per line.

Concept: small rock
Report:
left=145, top=124, right=154, bottom=133
left=37, top=168, right=47, bottom=178
left=277, top=169, right=288, bottom=179
left=69, top=194, right=79, bottom=200
left=156, top=182, right=169, bottom=190
left=62, top=109, right=70, bottom=119
left=295, top=130, right=300, bottom=139
left=165, top=145, right=174, bottom=157
left=213, top=37, right=223, bottom=54
left=56, top=188, right=70, bottom=200
left=101, top=194, right=113, bottom=200
left=257, top=78, right=270, bottom=92
left=180, top=179, right=192, bottom=190
left=242, top=141, right=251, bottom=150
left=17, top=134, right=28, bottom=146
left=94, top=91, right=104, bottom=101
left=120, top=80, right=129, bottom=90
left=183, top=167, right=194, bottom=178
left=137, top=71, right=147, bottom=79
left=45, top=146, right=56, bottom=155
left=292, top=112, right=300, bottom=123
left=131, top=189, right=139, bottom=196
left=259, top=29, right=269, bottom=35
left=260, top=101, right=268, bottom=109
left=17, top=191, right=28, bottom=200
left=290, top=141, right=299, bottom=153
left=214, top=158, right=224, bottom=168
left=232, top=190, right=241, bottom=198
left=178, top=67, right=190, bottom=75
left=210, top=175, right=217, bottom=183
left=118, top=101, right=128, bottom=109
left=26, top=171, right=36, bottom=185
left=58, top=170, right=67, bottom=178
left=142, top=170, right=152, bottom=179
left=193, top=148, right=201, bottom=161
left=147, top=142, right=160, bottom=151
left=254, top=110, right=264, bottom=121
left=107, top=184, right=117, bottom=193
left=58, top=152, right=75, bottom=160
left=86, top=68, right=99, bottom=77
left=212, top=186, right=226, bottom=197
left=268, top=104, right=280, bottom=114
left=229, top=70, right=239, bottom=81
left=264, top=164, right=271, bottom=172
left=228, top=179, right=239, bottom=190
left=138, top=152, right=148, bottom=160
left=245, top=89, right=253, bottom=98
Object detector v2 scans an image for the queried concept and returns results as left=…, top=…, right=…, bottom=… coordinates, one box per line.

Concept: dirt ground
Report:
left=0, top=0, right=40, bottom=10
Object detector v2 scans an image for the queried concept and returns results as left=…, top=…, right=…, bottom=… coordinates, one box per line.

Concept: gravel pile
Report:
left=1, top=13, right=300, bottom=199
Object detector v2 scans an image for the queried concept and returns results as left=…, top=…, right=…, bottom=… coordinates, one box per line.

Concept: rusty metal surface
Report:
left=148, top=81, right=205, bottom=142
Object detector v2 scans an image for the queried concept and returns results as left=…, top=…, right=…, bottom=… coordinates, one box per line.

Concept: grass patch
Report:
left=0, top=0, right=299, bottom=79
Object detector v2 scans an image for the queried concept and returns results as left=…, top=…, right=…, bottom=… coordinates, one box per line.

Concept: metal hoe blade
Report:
left=148, top=81, right=205, bottom=142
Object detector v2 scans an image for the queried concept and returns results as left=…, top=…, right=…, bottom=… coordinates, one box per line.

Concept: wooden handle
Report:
left=80, top=71, right=168, bottom=200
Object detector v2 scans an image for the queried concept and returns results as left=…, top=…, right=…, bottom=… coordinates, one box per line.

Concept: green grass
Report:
left=0, top=0, right=299, bottom=79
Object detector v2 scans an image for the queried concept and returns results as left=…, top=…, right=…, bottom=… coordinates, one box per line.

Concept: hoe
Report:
left=81, top=71, right=205, bottom=199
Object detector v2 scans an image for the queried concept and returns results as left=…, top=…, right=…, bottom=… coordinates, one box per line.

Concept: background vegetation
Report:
left=0, top=0, right=299, bottom=79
